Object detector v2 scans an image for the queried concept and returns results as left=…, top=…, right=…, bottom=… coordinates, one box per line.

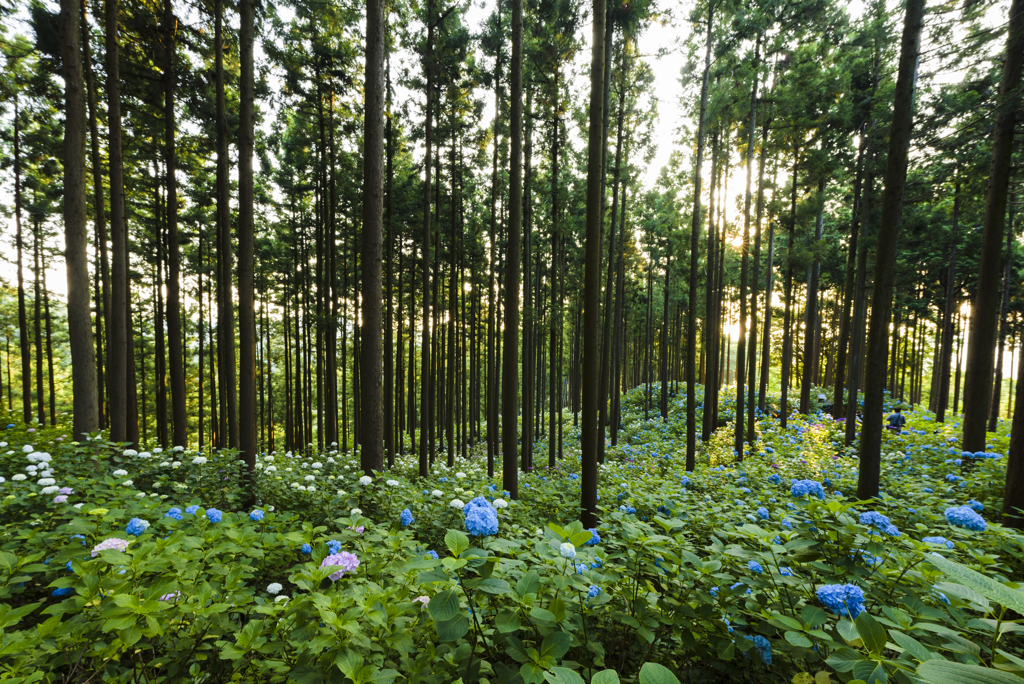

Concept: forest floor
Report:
left=0, top=384, right=1021, bottom=683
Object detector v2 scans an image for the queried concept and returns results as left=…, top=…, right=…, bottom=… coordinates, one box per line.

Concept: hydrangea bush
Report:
left=0, top=388, right=1020, bottom=683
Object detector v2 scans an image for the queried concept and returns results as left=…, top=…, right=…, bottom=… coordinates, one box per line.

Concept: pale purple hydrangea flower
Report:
left=320, top=551, right=360, bottom=581
left=91, top=538, right=130, bottom=557
left=53, top=495, right=68, bottom=503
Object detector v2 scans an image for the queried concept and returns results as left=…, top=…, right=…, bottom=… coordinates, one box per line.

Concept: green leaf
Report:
left=934, top=582, right=991, bottom=612
left=540, top=632, right=571, bottom=661
left=926, top=554, right=1024, bottom=614
left=445, top=530, right=470, bottom=558
left=476, top=578, right=511, bottom=595
left=825, top=648, right=861, bottom=673
left=0, top=552, right=18, bottom=573
left=427, top=590, right=460, bottom=622
left=785, top=631, right=813, bottom=648
left=591, top=671, right=621, bottom=684
left=639, top=663, right=681, bottom=684
left=495, top=610, right=522, bottom=634
left=569, top=531, right=594, bottom=548
left=544, top=667, right=586, bottom=684
left=517, top=571, right=541, bottom=598
left=855, top=612, right=886, bottom=655
left=435, top=614, right=470, bottom=642
left=888, top=630, right=940, bottom=663
left=916, top=660, right=1024, bottom=684
left=838, top=620, right=862, bottom=647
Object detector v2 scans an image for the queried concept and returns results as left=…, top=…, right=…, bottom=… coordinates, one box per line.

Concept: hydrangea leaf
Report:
left=926, top=554, right=1024, bottom=615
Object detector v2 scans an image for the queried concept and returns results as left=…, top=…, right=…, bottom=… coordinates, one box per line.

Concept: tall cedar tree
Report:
left=238, top=0, right=257, bottom=476
left=361, top=0, right=386, bottom=475
left=580, top=0, right=606, bottom=528
left=502, top=0, right=523, bottom=498
left=59, top=0, right=99, bottom=438
left=856, top=0, right=924, bottom=499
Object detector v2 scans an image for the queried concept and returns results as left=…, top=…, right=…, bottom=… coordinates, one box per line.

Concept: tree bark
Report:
left=963, top=0, right=1024, bottom=452
left=238, top=0, right=257, bottom=477
left=59, top=0, right=100, bottom=438
left=503, top=0, right=523, bottom=498
left=857, top=0, right=924, bottom=499
left=581, top=0, right=607, bottom=528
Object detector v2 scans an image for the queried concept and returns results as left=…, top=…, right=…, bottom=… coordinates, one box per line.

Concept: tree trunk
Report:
left=964, top=0, right=1024, bottom=452
left=503, top=0, right=524, bottom=497
left=990, top=206, right=1015, bottom=430
left=780, top=145, right=798, bottom=426
left=419, top=0, right=434, bottom=478
left=857, top=0, right=924, bottom=499
left=105, top=0, right=129, bottom=443
left=800, top=178, right=826, bottom=413
left=687, top=3, right=713, bottom=469
left=59, top=0, right=99, bottom=437
left=581, top=0, right=607, bottom=528
left=238, top=0, right=257, bottom=478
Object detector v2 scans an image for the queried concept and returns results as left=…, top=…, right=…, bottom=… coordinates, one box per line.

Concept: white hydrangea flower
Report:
left=493, top=499, right=508, bottom=509
left=296, top=485, right=307, bottom=492
left=266, top=582, right=283, bottom=594
left=152, top=448, right=163, bottom=454
left=386, top=479, right=399, bottom=487
left=304, top=475, right=315, bottom=482
left=39, top=470, right=52, bottom=478
left=359, top=475, right=372, bottom=486
left=265, top=465, right=277, bottom=472
left=0, top=442, right=6, bottom=447
left=23, top=445, right=34, bottom=453
left=274, top=595, right=289, bottom=603
left=122, top=480, right=134, bottom=486
left=113, top=469, right=128, bottom=477
left=12, top=474, right=27, bottom=481
left=431, top=490, right=443, bottom=497
left=350, top=508, right=362, bottom=515
left=73, top=502, right=85, bottom=509
left=173, top=445, right=185, bottom=452
left=311, top=462, right=322, bottom=469
left=192, top=456, right=208, bottom=465
left=172, top=461, right=182, bottom=468
left=37, top=478, right=56, bottom=486
left=0, top=477, right=5, bottom=483
left=456, top=472, right=467, bottom=479
left=136, top=492, right=147, bottom=498
left=306, top=485, right=316, bottom=492
left=26, top=466, right=37, bottom=473
left=123, top=449, right=138, bottom=457
left=41, top=486, right=59, bottom=495
left=449, top=499, right=465, bottom=510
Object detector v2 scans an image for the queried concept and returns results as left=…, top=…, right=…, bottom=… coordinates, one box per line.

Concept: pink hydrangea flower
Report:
left=320, top=551, right=359, bottom=581
left=91, top=538, right=130, bottom=557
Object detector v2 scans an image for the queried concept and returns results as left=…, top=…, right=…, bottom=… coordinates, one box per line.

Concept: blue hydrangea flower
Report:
left=710, top=586, right=719, bottom=597
left=780, top=567, right=794, bottom=577
left=66, top=561, right=74, bottom=573
left=945, top=506, right=987, bottom=531
left=731, top=582, right=751, bottom=595
left=748, top=560, right=763, bottom=574
left=756, top=507, right=769, bottom=520
left=946, top=474, right=962, bottom=483
left=790, top=480, right=825, bottom=499
left=249, top=509, right=265, bottom=522
left=52, top=587, right=74, bottom=597
left=560, top=542, right=576, bottom=560
left=164, top=507, right=183, bottom=521
left=773, top=535, right=783, bottom=545
left=923, top=488, right=934, bottom=493
left=781, top=519, right=793, bottom=530
left=301, top=543, right=312, bottom=554
left=744, top=635, right=772, bottom=665
left=426, top=550, right=439, bottom=560
left=585, top=528, right=601, bottom=546
left=126, top=518, right=149, bottom=536
left=923, top=536, right=955, bottom=549
left=464, top=497, right=499, bottom=536
left=400, top=508, right=414, bottom=527
left=327, top=540, right=342, bottom=554
left=768, top=474, right=781, bottom=485
left=967, top=499, right=984, bottom=512
left=185, top=505, right=200, bottom=515
left=575, top=562, right=589, bottom=575
left=680, top=476, right=691, bottom=487
left=587, top=585, right=601, bottom=599
left=206, top=508, right=222, bottom=524
left=817, top=584, right=865, bottom=618
left=937, top=592, right=951, bottom=606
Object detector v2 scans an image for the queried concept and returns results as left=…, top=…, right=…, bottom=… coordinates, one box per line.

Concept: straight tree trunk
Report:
left=419, top=0, right=435, bottom=478
left=105, top=0, right=129, bottom=442
left=800, top=178, right=826, bottom=412
left=581, top=0, right=606, bottom=528
left=238, top=0, right=257, bottom=477
left=780, top=145, right=798, bottom=426
left=687, top=3, right=712, bottom=470
left=990, top=208, right=1015, bottom=430
left=59, top=0, right=99, bottom=437
left=857, top=0, right=925, bottom=498
left=964, top=0, right=1024, bottom=452
left=360, top=0, right=385, bottom=475
left=503, top=0, right=524, bottom=497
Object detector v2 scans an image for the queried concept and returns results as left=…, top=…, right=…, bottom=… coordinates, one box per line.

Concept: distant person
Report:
left=886, top=407, right=907, bottom=432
